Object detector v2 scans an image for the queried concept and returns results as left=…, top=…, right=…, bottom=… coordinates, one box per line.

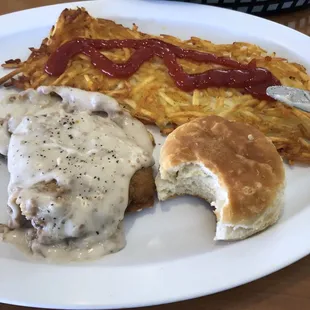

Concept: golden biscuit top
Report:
left=160, top=115, right=285, bottom=224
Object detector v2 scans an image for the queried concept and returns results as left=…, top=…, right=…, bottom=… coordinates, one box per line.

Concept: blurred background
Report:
left=165, top=0, right=310, bottom=16
left=1, top=0, right=310, bottom=35
left=164, top=0, right=310, bottom=35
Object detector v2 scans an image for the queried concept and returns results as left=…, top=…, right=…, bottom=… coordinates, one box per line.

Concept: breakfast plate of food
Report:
left=0, top=0, right=309, bottom=308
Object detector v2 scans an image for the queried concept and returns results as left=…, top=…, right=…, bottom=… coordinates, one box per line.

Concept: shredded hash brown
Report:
left=1, top=8, right=310, bottom=164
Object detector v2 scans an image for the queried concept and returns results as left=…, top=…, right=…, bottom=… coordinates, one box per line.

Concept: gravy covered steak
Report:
left=0, top=87, right=155, bottom=262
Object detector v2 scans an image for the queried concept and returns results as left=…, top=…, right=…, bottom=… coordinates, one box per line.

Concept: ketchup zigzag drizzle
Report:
left=45, top=38, right=280, bottom=100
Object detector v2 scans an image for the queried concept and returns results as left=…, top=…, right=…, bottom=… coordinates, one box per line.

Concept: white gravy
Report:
left=0, top=87, right=154, bottom=262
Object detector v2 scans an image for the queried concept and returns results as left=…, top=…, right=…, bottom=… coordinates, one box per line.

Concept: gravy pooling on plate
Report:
left=0, top=87, right=154, bottom=262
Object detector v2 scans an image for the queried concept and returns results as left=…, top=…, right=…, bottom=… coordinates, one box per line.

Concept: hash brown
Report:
left=1, top=8, right=310, bottom=164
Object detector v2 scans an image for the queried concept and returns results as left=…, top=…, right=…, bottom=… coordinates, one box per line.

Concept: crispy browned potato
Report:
left=1, top=8, right=310, bottom=164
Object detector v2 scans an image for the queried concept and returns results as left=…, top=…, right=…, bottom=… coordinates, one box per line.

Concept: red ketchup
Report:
left=45, top=38, right=280, bottom=100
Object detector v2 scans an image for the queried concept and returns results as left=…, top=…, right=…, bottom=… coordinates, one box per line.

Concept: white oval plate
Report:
left=0, top=0, right=310, bottom=309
